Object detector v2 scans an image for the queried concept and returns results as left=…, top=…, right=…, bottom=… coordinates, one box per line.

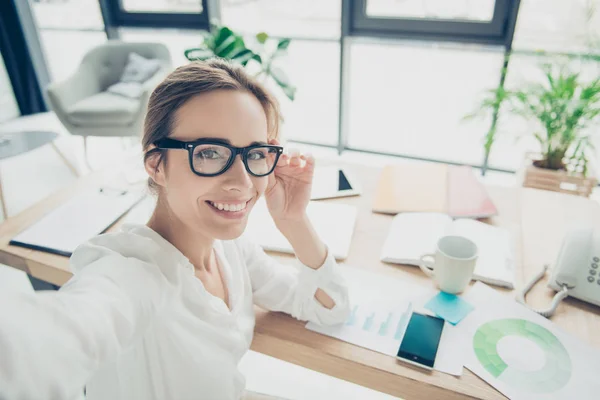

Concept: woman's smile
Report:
left=204, top=198, right=254, bottom=220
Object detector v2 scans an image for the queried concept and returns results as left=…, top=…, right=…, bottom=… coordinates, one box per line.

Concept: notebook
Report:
left=244, top=199, right=357, bottom=260
left=10, top=188, right=144, bottom=257
left=380, top=213, right=515, bottom=288
left=372, top=164, right=497, bottom=218
left=447, top=165, right=498, bottom=219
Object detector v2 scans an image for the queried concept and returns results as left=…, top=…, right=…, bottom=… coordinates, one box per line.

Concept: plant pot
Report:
left=519, top=153, right=597, bottom=197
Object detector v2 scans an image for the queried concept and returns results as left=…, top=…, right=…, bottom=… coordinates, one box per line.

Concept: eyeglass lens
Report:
left=191, top=144, right=279, bottom=176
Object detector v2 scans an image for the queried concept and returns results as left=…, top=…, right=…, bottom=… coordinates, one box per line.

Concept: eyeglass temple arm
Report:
left=154, top=139, right=189, bottom=149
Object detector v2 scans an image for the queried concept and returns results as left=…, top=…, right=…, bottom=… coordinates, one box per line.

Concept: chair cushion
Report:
left=106, top=81, right=144, bottom=98
left=120, top=52, right=161, bottom=84
left=67, top=92, right=139, bottom=127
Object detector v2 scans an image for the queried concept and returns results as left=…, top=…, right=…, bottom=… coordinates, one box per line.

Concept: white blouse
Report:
left=0, top=224, right=350, bottom=400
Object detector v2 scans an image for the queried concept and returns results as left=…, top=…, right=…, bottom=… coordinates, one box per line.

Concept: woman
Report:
left=0, top=59, right=350, bottom=400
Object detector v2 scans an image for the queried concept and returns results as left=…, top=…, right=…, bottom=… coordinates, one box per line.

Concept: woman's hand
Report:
left=264, top=139, right=327, bottom=270
left=264, top=139, right=314, bottom=224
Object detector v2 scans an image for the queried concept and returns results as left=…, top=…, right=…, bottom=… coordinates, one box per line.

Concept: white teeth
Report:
left=210, top=201, right=247, bottom=212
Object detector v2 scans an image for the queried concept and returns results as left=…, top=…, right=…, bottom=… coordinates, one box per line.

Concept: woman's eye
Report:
left=198, top=149, right=221, bottom=159
left=247, top=151, right=266, bottom=161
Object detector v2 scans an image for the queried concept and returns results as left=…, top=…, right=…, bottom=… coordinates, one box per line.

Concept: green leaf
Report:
left=214, top=26, right=235, bottom=50
left=231, top=48, right=255, bottom=66
left=221, top=36, right=248, bottom=59
left=184, top=48, right=215, bottom=61
left=280, top=84, right=296, bottom=101
left=214, top=34, right=238, bottom=56
left=270, top=66, right=292, bottom=87
left=252, top=53, right=263, bottom=64
left=270, top=66, right=295, bottom=100
left=256, top=32, right=268, bottom=44
left=277, top=38, right=291, bottom=51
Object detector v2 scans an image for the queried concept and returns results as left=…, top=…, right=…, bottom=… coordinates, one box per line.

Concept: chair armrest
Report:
left=46, top=65, right=102, bottom=112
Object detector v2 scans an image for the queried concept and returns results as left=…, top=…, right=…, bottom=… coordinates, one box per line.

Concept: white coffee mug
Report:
left=419, top=235, right=478, bottom=294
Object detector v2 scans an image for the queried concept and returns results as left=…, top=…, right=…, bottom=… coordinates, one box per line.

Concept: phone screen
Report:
left=338, top=170, right=353, bottom=191
left=397, top=312, right=444, bottom=368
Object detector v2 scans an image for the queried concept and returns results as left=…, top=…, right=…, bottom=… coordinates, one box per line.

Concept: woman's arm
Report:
left=239, top=231, right=350, bottom=326
left=275, top=215, right=336, bottom=309
left=258, top=144, right=350, bottom=325
left=0, top=256, right=165, bottom=400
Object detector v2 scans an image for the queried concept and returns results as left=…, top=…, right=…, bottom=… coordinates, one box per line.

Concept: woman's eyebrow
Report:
left=192, top=137, right=269, bottom=147
left=193, top=137, right=230, bottom=144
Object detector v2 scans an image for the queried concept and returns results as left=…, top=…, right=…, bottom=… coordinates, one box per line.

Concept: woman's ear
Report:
left=145, top=151, right=167, bottom=188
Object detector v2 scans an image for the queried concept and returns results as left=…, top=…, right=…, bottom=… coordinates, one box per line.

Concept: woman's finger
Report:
left=304, top=153, right=315, bottom=166
left=289, top=154, right=302, bottom=167
left=277, top=154, right=289, bottom=166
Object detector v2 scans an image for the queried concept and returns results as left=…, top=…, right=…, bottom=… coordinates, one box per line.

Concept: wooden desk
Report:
left=1, top=162, right=600, bottom=400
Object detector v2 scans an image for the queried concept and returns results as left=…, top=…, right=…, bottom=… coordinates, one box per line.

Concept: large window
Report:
left=351, top=0, right=514, bottom=45
left=486, top=0, right=600, bottom=173
left=488, top=53, right=600, bottom=171
left=121, top=0, right=203, bottom=13
left=220, top=0, right=341, bottom=40
left=120, top=26, right=341, bottom=146
left=346, top=40, right=505, bottom=166
left=365, top=0, right=496, bottom=21
left=16, top=0, right=600, bottom=176
left=105, top=0, right=209, bottom=29
left=512, top=0, right=600, bottom=53
left=29, top=0, right=107, bottom=82
left=119, top=27, right=201, bottom=67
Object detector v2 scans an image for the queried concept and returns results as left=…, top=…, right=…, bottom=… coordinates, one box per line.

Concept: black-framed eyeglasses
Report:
left=152, top=138, right=284, bottom=177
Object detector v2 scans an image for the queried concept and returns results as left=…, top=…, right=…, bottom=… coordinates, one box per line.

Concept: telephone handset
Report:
left=518, top=227, right=600, bottom=317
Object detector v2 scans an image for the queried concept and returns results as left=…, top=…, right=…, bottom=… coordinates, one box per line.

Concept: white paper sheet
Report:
left=380, top=213, right=515, bottom=288
left=10, top=188, right=144, bottom=256
left=311, top=166, right=342, bottom=200
left=461, top=283, right=600, bottom=400
left=306, top=265, right=465, bottom=376
left=244, top=199, right=357, bottom=260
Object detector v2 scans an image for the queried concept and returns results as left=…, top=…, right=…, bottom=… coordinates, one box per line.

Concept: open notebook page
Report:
left=449, top=219, right=515, bottom=288
left=380, top=213, right=452, bottom=265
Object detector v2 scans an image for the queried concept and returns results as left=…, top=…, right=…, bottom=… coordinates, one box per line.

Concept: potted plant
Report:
left=467, top=62, right=600, bottom=197
left=184, top=24, right=296, bottom=101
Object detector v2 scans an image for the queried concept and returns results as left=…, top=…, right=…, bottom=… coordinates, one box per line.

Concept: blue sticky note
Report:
left=424, top=292, right=475, bottom=325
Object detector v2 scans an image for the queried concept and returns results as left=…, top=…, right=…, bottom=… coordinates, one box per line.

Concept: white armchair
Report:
left=46, top=40, right=172, bottom=167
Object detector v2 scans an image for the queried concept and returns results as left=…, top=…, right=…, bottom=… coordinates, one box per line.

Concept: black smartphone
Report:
left=396, top=312, right=445, bottom=370
left=338, top=169, right=353, bottom=191
left=310, top=166, right=361, bottom=200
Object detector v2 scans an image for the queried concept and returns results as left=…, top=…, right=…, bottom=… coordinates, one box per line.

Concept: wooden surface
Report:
left=1, top=161, right=600, bottom=400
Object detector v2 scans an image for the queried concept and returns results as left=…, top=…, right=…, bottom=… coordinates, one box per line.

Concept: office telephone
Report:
left=518, top=227, right=600, bottom=317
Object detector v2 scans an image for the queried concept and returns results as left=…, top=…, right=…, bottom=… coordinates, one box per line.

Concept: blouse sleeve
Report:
left=0, top=256, right=166, bottom=400
left=238, top=237, right=350, bottom=326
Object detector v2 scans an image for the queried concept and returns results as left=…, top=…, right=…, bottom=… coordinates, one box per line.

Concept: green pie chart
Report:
left=473, top=318, right=572, bottom=393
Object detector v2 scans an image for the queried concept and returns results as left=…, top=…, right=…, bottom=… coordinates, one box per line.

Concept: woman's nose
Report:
left=223, top=155, right=253, bottom=190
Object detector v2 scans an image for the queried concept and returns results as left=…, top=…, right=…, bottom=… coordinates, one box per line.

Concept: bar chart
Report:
left=307, top=300, right=413, bottom=356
